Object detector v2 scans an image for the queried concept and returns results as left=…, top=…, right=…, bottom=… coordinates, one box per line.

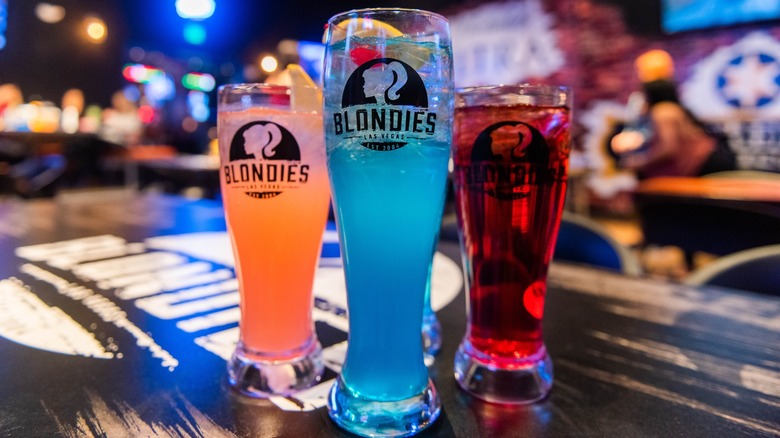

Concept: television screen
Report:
left=662, top=0, right=780, bottom=33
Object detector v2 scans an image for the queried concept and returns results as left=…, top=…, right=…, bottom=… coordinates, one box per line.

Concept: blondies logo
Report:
left=223, top=121, right=309, bottom=199
left=462, top=121, right=565, bottom=200
left=333, top=58, right=437, bottom=151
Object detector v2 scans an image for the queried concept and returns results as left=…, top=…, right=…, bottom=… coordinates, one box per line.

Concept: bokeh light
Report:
left=175, top=0, right=215, bottom=20
left=84, top=16, right=107, bottom=44
left=187, top=91, right=210, bottom=123
left=128, top=46, right=145, bottom=62
left=260, top=55, right=278, bottom=73
left=122, top=64, right=162, bottom=84
left=181, top=117, right=198, bottom=133
left=138, top=105, right=155, bottom=124
left=122, top=84, right=141, bottom=102
left=146, top=74, right=177, bottom=105
left=35, top=3, right=66, bottom=24
left=182, top=72, right=216, bottom=92
left=220, top=62, right=235, bottom=77
left=0, top=0, right=5, bottom=50
left=183, top=22, right=206, bottom=45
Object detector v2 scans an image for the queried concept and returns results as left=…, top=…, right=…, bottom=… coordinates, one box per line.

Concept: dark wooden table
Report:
left=0, top=189, right=778, bottom=437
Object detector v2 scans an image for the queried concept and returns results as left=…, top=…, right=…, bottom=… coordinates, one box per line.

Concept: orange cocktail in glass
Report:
left=218, top=82, right=329, bottom=397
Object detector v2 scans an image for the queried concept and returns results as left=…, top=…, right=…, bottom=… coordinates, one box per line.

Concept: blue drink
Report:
left=423, top=230, right=443, bottom=364
left=323, top=8, right=453, bottom=437
left=329, top=141, right=449, bottom=397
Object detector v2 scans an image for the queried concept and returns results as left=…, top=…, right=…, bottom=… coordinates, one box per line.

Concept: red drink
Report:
left=453, top=85, right=571, bottom=404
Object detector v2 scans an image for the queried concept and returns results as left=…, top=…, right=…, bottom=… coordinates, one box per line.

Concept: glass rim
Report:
left=327, top=7, right=449, bottom=26
left=456, top=84, right=572, bottom=108
left=218, top=83, right=320, bottom=96
left=456, top=84, right=571, bottom=96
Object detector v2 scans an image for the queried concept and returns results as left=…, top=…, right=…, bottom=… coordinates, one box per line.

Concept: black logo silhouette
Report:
left=342, top=58, right=428, bottom=108
left=467, top=121, right=554, bottom=200
left=223, top=121, right=309, bottom=199
left=471, top=121, right=549, bottom=165
left=229, top=121, right=300, bottom=162
left=332, top=57, right=436, bottom=152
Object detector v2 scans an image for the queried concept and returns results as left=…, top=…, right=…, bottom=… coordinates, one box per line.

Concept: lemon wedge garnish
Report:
left=323, top=17, right=433, bottom=69
left=287, top=64, right=322, bottom=112
left=324, top=17, right=403, bottom=44
left=287, top=63, right=317, bottom=88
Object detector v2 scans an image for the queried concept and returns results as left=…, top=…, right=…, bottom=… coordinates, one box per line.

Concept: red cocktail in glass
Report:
left=453, top=85, right=571, bottom=403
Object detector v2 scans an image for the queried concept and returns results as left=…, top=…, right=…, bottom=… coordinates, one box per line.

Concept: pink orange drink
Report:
left=453, top=85, right=571, bottom=404
left=218, top=83, right=329, bottom=397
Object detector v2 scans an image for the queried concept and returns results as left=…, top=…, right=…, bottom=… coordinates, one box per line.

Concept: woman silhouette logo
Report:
left=341, top=58, right=428, bottom=108
left=362, top=62, right=407, bottom=105
left=229, top=121, right=300, bottom=162
left=469, top=121, right=552, bottom=200
left=471, top=121, right=549, bottom=165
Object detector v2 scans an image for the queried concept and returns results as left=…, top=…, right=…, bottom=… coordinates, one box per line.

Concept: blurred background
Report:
left=1, top=0, right=780, bottom=282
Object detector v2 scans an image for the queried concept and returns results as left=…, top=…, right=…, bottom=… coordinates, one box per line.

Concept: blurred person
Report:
left=0, top=84, right=24, bottom=131
left=61, top=88, right=85, bottom=113
left=0, top=84, right=26, bottom=168
left=61, top=88, right=84, bottom=134
left=609, top=50, right=736, bottom=179
left=635, top=49, right=675, bottom=84
left=101, top=91, right=142, bottom=146
left=80, top=104, right=102, bottom=133
left=0, top=84, right=23, bottom=116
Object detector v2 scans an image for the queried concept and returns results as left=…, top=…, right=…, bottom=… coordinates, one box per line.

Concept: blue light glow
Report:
left=183, top=23, right=207, bottom=45
left=176, top=0, right=215, bottom=20
left=297, top=41, right=325, bottom=83
left=0, top=0, right=7, bottom=50
left=146, top=74, right=176, bottom=105
left=122, top=85, right=141, bottom=102
left=188, top=91, right=210, bottom=122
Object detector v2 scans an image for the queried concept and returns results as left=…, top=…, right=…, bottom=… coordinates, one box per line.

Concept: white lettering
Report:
left=135, top=279, right=239, bottom=319
left=16, top=235, right=127, bottom=262
left=0, top=278, right=113, bottom=359
left=74, top=252, right=187, bottom=282
left=450, top=0, right=564, bottom=87
left=177, top=307, right=241, bottom=333
left=19, top=264, right=179, bottom=370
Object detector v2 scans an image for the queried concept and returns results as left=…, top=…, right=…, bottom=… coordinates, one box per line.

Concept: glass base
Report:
left=422, top=312, right=442, bottom=366
left=327, top=375, right=441, bottom=437
left=453, top=340, right=553, bottom=404
left=227, top=338, right=324, bottom=398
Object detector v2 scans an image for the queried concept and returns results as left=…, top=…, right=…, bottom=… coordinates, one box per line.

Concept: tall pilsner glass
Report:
left=323, top=8, right=453, bottom=437
left=218, top=84, right=329, bottom=397
left=453, top=85, right=572, bottom=404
